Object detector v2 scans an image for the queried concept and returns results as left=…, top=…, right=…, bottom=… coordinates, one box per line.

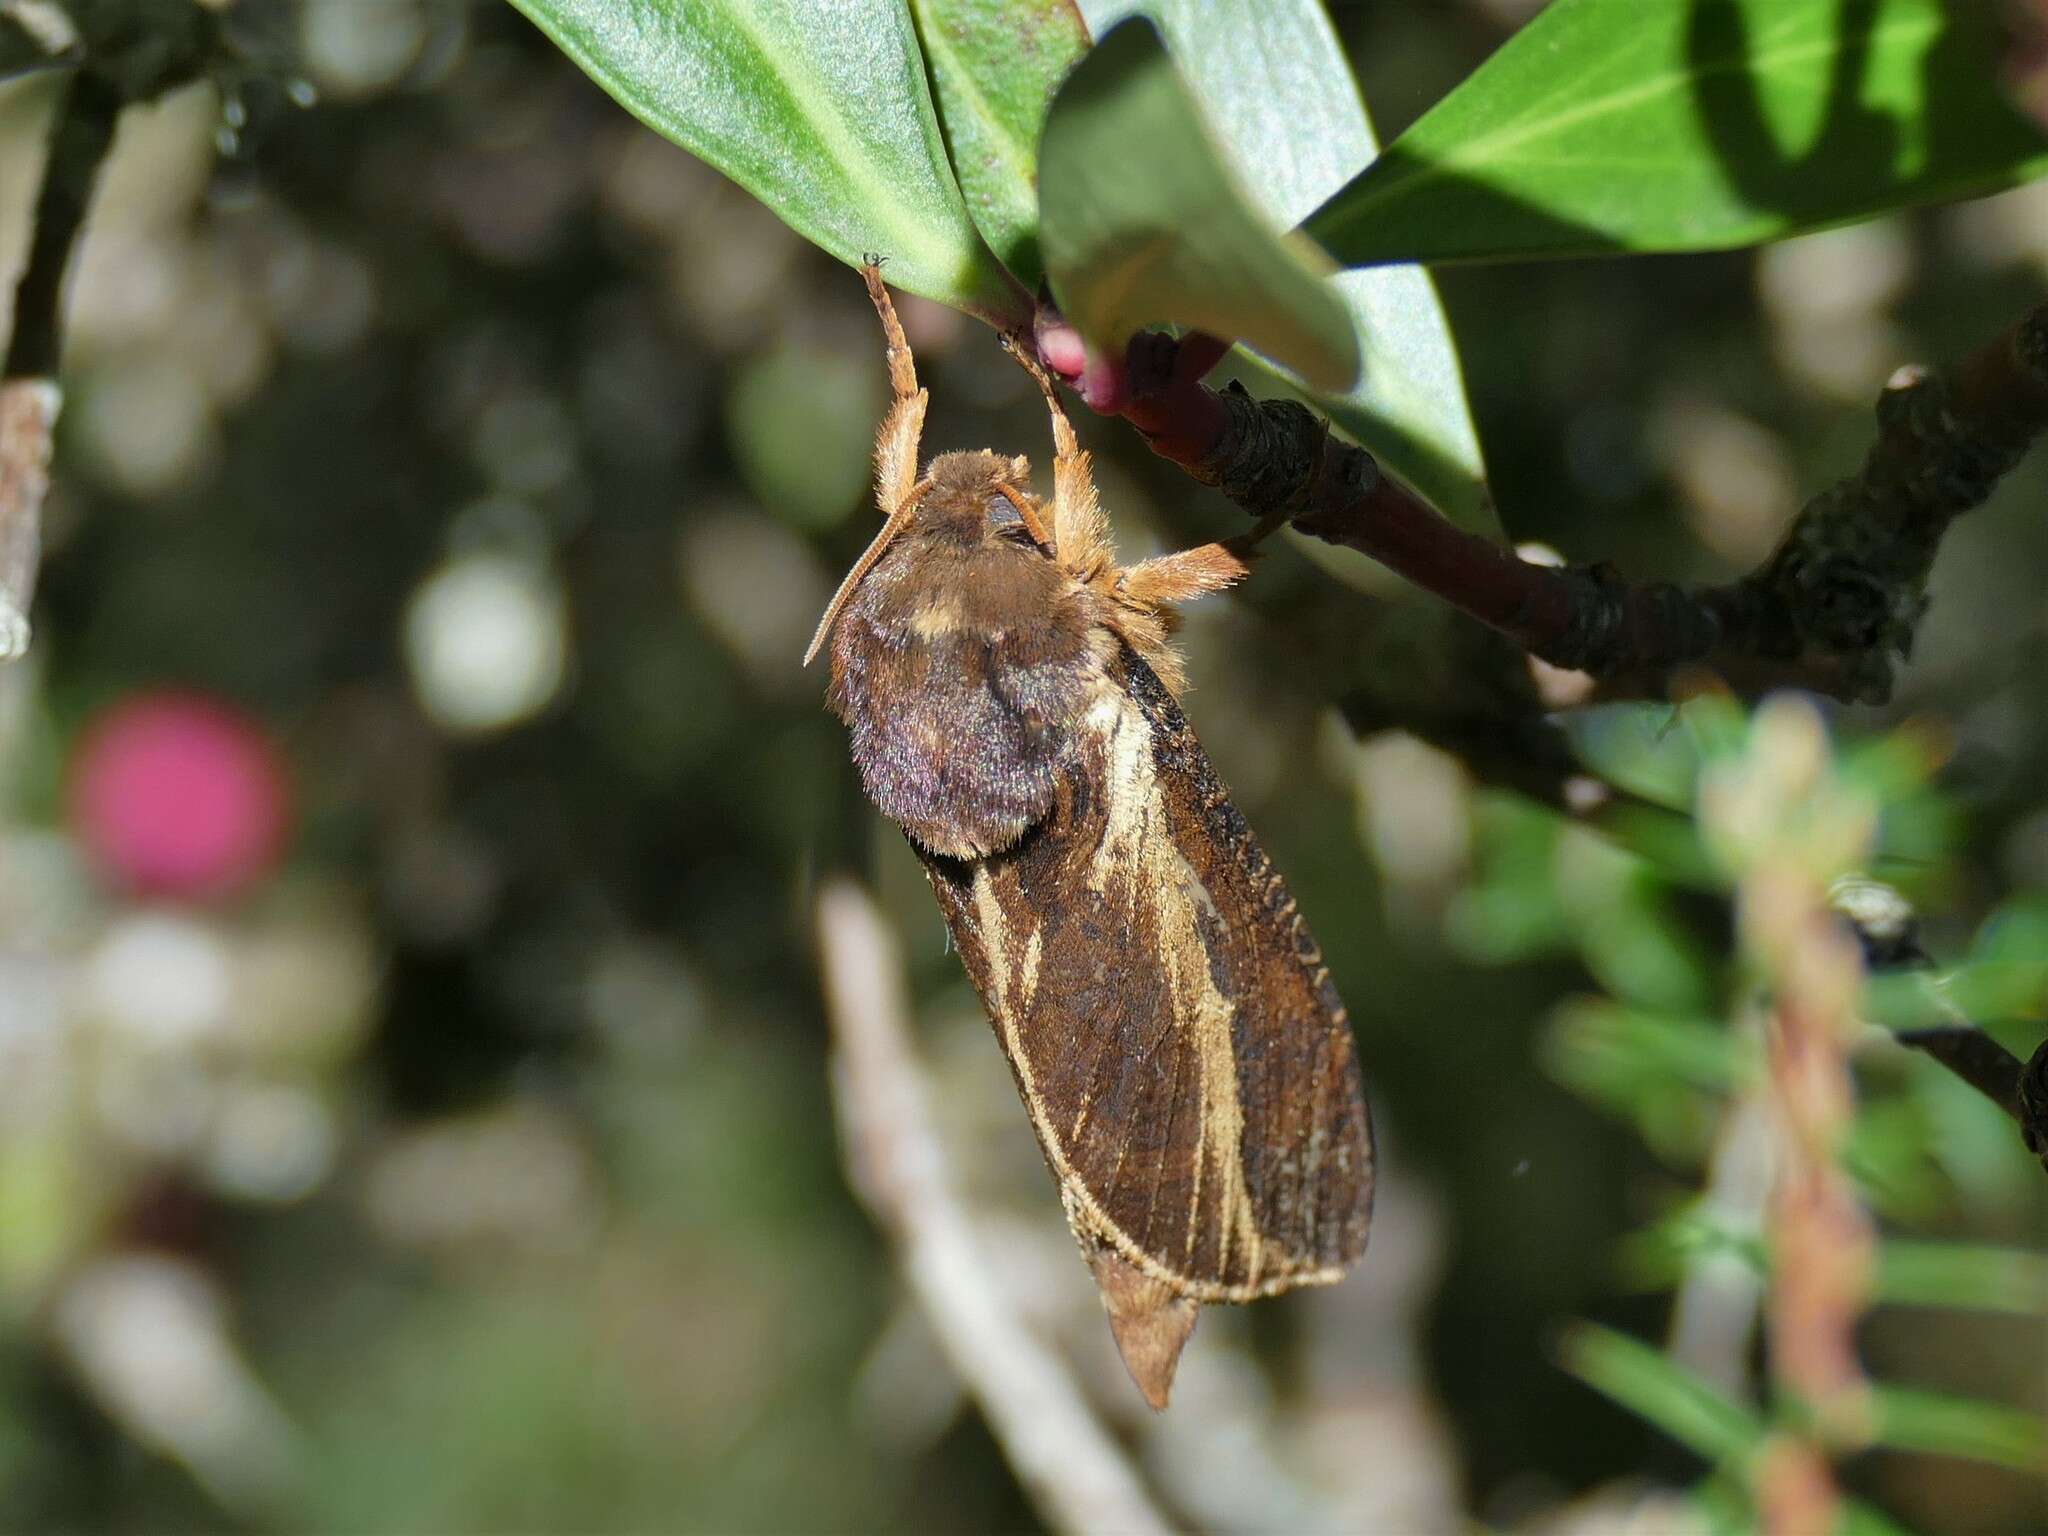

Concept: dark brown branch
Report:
left=1038, top=304, right=2048, bottom=705
left=1892, top=1028, right=2048, bottom=1172
left=5, top=70, right=117, bottom=379
left=1831, top=878, right=2048, bottom=1172
left=0, top=70, right=120, bottom=658
left=1892, top=1027, right=2027, bottom=1120
left=1, top=0, right=237, bottom=376
left=0, top=0, right=236, bottom=658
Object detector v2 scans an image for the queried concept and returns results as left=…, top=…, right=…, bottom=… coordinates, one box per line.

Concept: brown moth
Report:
left=807, top=264, right=1373, bottom=1408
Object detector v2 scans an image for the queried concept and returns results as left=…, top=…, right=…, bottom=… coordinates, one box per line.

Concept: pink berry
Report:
left=69, top=693, right=290, bottom=901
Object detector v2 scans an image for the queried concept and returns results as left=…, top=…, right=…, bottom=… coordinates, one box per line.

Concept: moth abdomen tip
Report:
left=1088, top=1248, right=1199, bottom=1411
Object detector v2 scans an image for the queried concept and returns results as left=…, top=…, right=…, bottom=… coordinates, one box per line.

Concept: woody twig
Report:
left=814, top=879, right=1176, bottom=1536
left=0, top=71, right=118, bottom=658
left=1832, top=877, right=2048, bottom=1171
left=0, top=0, right=233, bottom=659
left=1036, top=302, right=2048, bottom=706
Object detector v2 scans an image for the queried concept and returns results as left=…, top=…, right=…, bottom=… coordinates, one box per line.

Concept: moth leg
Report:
left=1119, top=541, right=1252, bottom=610
left=1229, top=505, right=1294, bottom=552
left=863, top=259, right=929, bottom=518
left=1111, top=527, right=1273, bottom=693
left=1120, top=499, right=1295, bottom=611
left=1000, top=332, right=1112, bottom=577
left=863, top=258, right=918, bottom=403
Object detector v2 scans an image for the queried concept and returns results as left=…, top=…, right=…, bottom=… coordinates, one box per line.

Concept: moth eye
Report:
left=985, top=492, right=1025, bottom=531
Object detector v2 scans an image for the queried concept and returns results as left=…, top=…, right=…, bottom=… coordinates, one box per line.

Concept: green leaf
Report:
left=1542, top=1000, right=1744, bottom=1092
left=1080, top=0, right=1379, bottom=227
left=1619, top=1213, right=2048, bottom=1318
left=1562, top=702, right=1699, bottom=811
left=1559, top=1323, right=1763, bottom=1462
left=1038, top=16, right=1359, bottom=390
left=1542, top=1000, right=1740, bottom=1165
left=1844, top=1098, right=1950, bottom=1222
left=1837, top=1505, right=1922, bottom=1536
left=909, top=0, right=1087, bottom=291
left=1561, top=1330, right=1949, bottom=1536
left=1554, top=834, right=1717, bottom=1013
left=1585, top=804, right=1719, bottom=892
left=506, top=0, right=1021, bottom=321
left=1085, top=0, right=1498, bottom=537
left=1613, top=1210, right=1767, bottom=1293
left=1687, top=1478, right=1919, bottom=1536
left=1870, top=1386, right=2048, bottom=1473
left=1877, top=1241, right=2048, bottom=1315
left=1309, top=0, right=2048, bottom=267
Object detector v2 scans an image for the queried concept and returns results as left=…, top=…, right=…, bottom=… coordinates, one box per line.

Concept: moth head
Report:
left=920, top=451, right=1051, bottom=551
left=803, top=453, right=1054, bottom=667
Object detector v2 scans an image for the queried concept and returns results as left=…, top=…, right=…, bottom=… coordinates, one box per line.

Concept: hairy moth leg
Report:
left=1118, top=506, right=1293, bottom=612
left=808, top=265, right=945, bottom=665
left=862, top=259, right=929, bottom=518
left=1001, top=333, right=1112, bottom=579
left=1120, top=543, right=1250, bottom=609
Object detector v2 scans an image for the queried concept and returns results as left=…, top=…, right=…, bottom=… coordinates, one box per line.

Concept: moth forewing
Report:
left=918, top=653, right=1372, bottom=1403
left=816, top=265, right=1374, bottom=1409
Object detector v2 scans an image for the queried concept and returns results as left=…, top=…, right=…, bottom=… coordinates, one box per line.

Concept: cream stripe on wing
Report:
left=967, top=684, right=1346, bottom=1301
left=1083, top=685, right=1262, bottom=1284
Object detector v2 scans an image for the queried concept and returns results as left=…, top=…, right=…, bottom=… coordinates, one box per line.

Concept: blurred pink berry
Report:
left=69, top=693, right=290, bottom=900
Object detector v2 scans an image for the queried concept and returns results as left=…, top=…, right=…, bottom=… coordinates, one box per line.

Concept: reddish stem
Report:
left=1034, top=305, right=2048, bottom=704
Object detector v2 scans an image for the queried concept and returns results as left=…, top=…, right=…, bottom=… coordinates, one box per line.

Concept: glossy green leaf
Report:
left=1080, top=0, right=1377, bottom=221
left=1038, top=16, right=1359, bottom=390
left=1562, top=702, right=1699, bottom=811
left=1084, top=0, right=1498, bottom=537
left=506, top=0, right=1021, bottom=321
left=1310, top=0, right=2048, bottom=267
left=909, top=0, right=1087, bottom=290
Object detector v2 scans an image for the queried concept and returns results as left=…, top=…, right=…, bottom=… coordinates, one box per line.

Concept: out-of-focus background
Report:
left=0, top=2, right=2043, bottom=1531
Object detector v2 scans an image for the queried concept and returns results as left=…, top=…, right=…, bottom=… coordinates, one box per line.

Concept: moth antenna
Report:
left=990, top=479, right=1054, bottom=551
left=802, top=476, right=934, bottom=667
left=873, top=391, right=929, bottom=518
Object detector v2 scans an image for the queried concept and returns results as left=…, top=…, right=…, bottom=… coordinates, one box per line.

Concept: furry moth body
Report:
left=810, top=265, right=1374, bottom=1408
